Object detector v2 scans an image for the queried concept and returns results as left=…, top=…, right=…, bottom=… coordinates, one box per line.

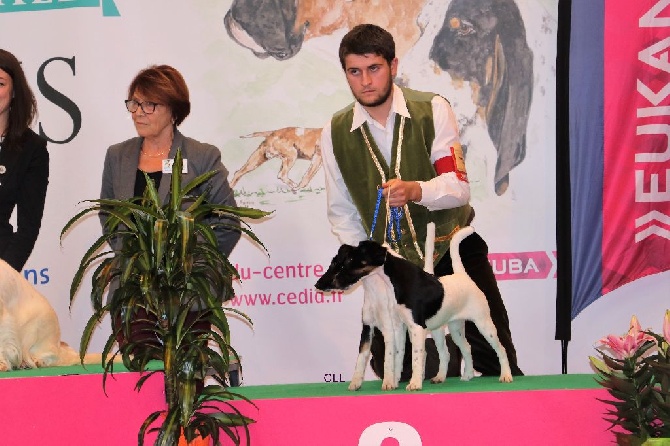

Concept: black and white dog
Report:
left=315, top=225, right=513, bottom=390
left=317, top=246, right=406, bottom=391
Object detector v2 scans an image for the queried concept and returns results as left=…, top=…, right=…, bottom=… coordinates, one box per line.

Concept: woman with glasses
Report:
left=100, top=64, right=241, bottom=354
left=0, top=49, right=49, bottom=272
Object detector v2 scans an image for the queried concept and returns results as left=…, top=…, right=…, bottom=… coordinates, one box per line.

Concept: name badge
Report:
left=162, top=159, right=188, bottom=174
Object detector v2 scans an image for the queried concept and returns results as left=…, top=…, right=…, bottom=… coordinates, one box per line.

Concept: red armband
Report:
left=434, top=156, right=456, bottom=174
left=434, top=143, right=468, bottom=182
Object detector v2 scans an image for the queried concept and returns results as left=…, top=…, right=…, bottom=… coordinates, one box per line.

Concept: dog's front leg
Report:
left=392, top=319, right=406, bottom=388
left=364, top=270, right=399, bottom=390
left=378, top=315, right=400, bottom=391
left=0, top=313, right=21, bottom=371
left=296, top=153, right=322, bottom=189
left=405, top=322, right=427, bottom=391
left=277, top=151, right=300, bottom=190
left=430, top=328, right=448, bottom=384
left=349, top=323, right=373, bottom=391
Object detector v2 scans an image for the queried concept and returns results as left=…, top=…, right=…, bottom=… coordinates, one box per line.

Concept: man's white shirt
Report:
left=320, top=84, right=471, bottom=246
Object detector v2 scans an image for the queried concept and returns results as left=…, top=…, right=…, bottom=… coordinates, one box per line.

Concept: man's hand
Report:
left=381, top=179, right=422, bottom=207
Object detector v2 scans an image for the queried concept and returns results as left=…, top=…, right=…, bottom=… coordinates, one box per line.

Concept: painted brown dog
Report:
left=224, top=0, right=429, bottom=60
left=231, top=127, right=322, bottom=191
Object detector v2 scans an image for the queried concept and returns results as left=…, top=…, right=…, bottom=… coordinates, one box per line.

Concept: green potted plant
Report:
left=61, top=149, right=270, bottom=446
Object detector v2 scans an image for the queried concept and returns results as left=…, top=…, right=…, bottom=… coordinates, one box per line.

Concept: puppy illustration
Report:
left=0, top=259, right=101, bottom=371
left=430, top=0, right=533, bottom=195
left=230, top=127, right=322, bottom=191
left=224, top=0, right=429, bottom=60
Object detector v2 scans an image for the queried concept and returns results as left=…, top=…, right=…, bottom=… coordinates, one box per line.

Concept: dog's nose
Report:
left=314, top=278, right=328, bottom=291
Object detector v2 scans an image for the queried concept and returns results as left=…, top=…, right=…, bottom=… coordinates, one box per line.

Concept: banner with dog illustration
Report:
left=1, top=0, right=666, bottom=387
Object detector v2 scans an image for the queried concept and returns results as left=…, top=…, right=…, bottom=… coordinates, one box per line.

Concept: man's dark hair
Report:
left=338, top=24, right=396, bottom=70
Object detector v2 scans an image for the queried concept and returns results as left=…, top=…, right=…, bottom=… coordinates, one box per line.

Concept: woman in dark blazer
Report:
left=0, top=49, right=49, bottom=272
left=100, top=64, right=240, bottom=353
left=100, top=127, right=240, bottom=255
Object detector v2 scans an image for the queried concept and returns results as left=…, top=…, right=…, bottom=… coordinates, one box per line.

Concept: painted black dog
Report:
left=430, top=0, right=533, bottom=195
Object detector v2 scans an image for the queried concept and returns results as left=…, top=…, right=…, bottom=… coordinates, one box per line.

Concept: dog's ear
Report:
left=337, top=244, right=355, bottom=255
left=357, top=240, right=387, bottom=267
left=335, top=244, right=355, bottom=261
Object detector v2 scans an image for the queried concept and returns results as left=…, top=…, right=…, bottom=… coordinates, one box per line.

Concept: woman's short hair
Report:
left=0, top=49, right=38, bottom=147
left=127, top=64, right=190, bottom=126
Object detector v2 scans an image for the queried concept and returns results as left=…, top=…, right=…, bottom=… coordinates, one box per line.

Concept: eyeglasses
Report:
left=124, top=99, right=160, bottom=114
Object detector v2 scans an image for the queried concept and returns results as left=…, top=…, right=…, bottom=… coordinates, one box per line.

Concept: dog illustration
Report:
left=0, top=259, right=100, bottom=370
left=230, top=127, right=322, bottom=191
left=315, top=225, right=513, bottom=391
left=224, top=0, right=429, bottom=60
left=224, top=0, right=304, bottom=60
left=430, top=0, right=533, bottom=195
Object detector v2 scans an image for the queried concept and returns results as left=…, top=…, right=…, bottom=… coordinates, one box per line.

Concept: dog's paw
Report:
left=406, top=379, right=423, bottom=391
left=499, top=373, right=513, bottom=383
left=33, top=358, right=49, bottom=368
left=381, top=380, right=397, bottom=391
left=348, top=379, right=363, bottom=391
left=285, top=180, right=299, bottom=190
left=430, top=373, right=446, bottom=384
left=461, top=368, right=475, bottom=381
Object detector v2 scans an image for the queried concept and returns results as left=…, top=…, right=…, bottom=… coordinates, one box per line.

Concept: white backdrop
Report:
left=1, top=0, right=667, bottom=386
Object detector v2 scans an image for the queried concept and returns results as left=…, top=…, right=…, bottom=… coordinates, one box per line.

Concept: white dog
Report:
left=0, top=259, right=98, bottom=371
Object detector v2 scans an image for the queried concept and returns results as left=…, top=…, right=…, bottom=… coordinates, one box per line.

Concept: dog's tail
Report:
left=55, top=342, right=106, bottom=367
left=450, top=226, right=475, bottom=275
left=240, top=130, right=275, bottom=139
left=424, top=222, right=436, bottom=274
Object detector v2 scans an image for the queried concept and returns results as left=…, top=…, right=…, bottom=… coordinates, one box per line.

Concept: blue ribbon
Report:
left=387, top=206, right=403, bottom=243
left=369, top=188, right=403, bottom=244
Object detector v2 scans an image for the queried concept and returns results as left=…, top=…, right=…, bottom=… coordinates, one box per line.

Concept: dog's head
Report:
left=429, top=0, right=533, bottom=195
left=224, top=0, right=306, bottom=61
left=315, top=241, right=388, bottom=292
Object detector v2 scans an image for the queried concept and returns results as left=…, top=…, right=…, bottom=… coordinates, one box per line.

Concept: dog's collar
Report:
left=383, top=246, right=398, bottom=263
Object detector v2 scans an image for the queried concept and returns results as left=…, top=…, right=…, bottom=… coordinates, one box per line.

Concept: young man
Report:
left=320, top=24, right=523, bottom=379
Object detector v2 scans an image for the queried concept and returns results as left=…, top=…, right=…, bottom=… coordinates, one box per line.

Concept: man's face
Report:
left=343, top=53, right=397, bottom=109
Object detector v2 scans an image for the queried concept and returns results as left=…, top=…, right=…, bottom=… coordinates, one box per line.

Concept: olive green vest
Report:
left=330, top=87, right=472, bottom=266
